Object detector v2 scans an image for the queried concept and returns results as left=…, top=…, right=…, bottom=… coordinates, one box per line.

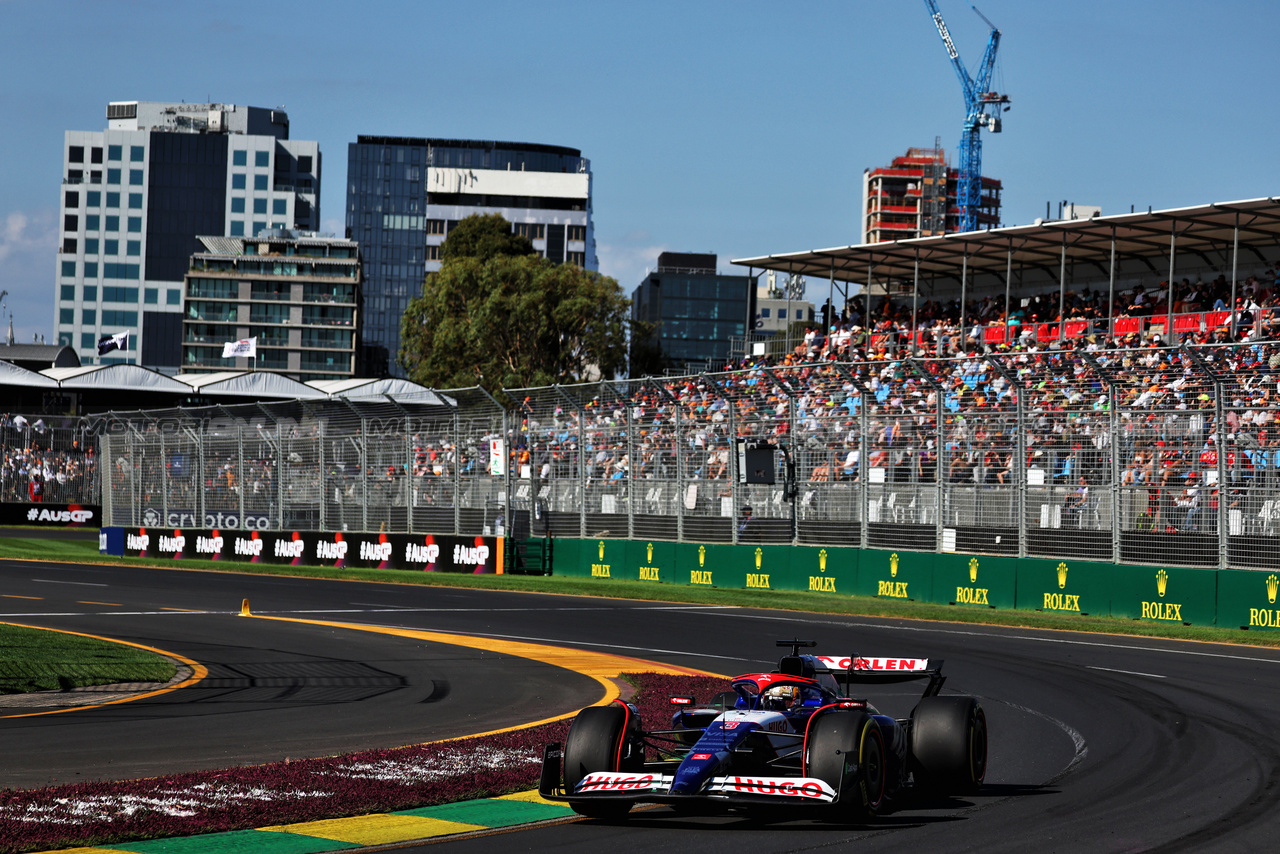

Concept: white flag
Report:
left=222, top=337, right=258, bottom=359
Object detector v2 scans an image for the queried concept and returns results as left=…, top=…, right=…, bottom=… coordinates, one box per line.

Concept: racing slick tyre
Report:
left=805, top=711, right=886, bottom=823
left=562, top=703, right=643, bottom=819
left=910, top=695, right=987, bottom=795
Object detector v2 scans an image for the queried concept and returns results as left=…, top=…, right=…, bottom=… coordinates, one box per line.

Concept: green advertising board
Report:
left=1014, top=557, right=1110, bottom=617
left=628, top=539, right=678, bottom=585
left=931, top=553, right=1017, bottom=610
left=786, top=545, right=857, bottom=596
left=1108, top=563, right=1217, bottom=626
left=853, top=549, right=933, bottom=602
left=1217, top=569, right=1280, bottom=630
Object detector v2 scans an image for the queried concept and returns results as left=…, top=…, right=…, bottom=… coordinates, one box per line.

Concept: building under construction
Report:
left=860, top=145, right=1002, bottom=243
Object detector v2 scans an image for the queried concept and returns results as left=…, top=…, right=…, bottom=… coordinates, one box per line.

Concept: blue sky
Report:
left=2, top=0, right=1277, bottom=345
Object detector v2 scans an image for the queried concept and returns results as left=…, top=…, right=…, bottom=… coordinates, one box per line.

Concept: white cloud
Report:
left=596, top=237, right=669, bottom=292
left=0, top=208, right=58, bottom=344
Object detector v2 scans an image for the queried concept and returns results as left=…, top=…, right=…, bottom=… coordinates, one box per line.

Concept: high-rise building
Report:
left=181, top=232, right=361, bottom=380
left=346, top=137, right=594, bottom=377
left=860, top=145, right=1001, bottom=243
left=54, top=101, right=321, bottom=368
left=630, top=253, right=755, bottom=373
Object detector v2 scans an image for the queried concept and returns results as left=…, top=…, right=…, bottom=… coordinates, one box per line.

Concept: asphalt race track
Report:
left=4, top=557, right=1280, bottom=852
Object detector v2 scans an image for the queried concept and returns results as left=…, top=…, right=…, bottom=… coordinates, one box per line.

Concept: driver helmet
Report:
left=762, top=684, right=802, bottom=711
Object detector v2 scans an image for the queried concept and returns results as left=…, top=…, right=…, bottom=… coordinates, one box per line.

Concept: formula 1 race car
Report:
left=539, top=640, right=986, bottom=822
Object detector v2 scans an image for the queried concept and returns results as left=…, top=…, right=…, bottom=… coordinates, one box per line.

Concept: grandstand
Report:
left=8, top=197, right=1280, bottom=573
left=70, top=335, right=1278, bottom=572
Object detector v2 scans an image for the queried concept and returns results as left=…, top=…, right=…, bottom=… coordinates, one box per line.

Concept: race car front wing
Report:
left=539, top=744, right=841, bottom=809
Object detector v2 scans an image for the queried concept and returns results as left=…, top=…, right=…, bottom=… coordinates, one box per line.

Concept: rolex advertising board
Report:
left=629, top=539, right=676, bottom=584
left=1014, top=558, right=1113, bottom=617
left=932, top=553, right=1016, bottom=609
left=785, top=545, right=855, bottom=595
left=853, top=549, right=933, bottom=602
left=1107, top=564, right=1216, bottom=626
left=1219, top=569, right=1280, bottom=630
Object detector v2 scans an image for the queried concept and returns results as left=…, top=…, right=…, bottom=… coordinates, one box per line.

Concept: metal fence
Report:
left=0, top=414, right=99, bottom=507
left=83, top=341, right=1280, bottom=570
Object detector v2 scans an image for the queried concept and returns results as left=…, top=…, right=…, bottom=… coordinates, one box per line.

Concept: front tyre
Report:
left=805, top=711, right=886, bottom=822
left=562, top=703, right=643, bottom=819
left=910, top=696, right=987, bottom=795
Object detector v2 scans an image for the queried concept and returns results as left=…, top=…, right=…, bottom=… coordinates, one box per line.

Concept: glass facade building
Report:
left=54, top=101, right=321, bottom=369
left=181, top=233, right=360, bottom=380
left=631, top=253, right=755, bottom=372
left=346, top=136, right=594, bottom=377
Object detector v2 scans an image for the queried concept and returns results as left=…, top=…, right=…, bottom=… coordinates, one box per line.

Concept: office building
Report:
left=346, top=136, right=594, bottom=376
left=754, top=271, right=815, bottom=334
left=54, top=101, right=321, bottom=368
left=630, top=253, right=754, bottom=372
left=181, top=233, right=360, bottom=380
left=860, top=145, right=1001, bottom=243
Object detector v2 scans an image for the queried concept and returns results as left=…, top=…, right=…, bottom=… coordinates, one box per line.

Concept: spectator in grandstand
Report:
left=1176, top=471, right=1202, bottom=532
left=1063, top=475, right=1090, bottom=522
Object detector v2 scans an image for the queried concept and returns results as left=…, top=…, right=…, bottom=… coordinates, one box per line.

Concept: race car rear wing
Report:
left=815, top=655, right=946, bottom=697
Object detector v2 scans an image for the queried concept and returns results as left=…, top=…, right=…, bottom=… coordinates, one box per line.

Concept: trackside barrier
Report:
left=550, top=538, right=1280, bottom=630
left=102, top=526, right=505, bottom=574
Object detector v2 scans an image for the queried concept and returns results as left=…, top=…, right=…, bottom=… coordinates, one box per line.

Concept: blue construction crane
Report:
left=923, top=1, right=1010, bottom=233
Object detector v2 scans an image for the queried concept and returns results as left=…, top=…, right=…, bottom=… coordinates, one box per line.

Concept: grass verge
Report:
left=0, top=623, right=178, bottom=694
left=3, top=536, right=1280, bottom=649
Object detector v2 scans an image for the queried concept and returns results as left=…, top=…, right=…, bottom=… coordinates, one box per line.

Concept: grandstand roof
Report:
left=307, top=377, right=455, bottom=406
left=733, top=197, right=1280, bottom=288
left=173, top=371, right=327, bottom=400
left=42, top=364, right=192, bottom=392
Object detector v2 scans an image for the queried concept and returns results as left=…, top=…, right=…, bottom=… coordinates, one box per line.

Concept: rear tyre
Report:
left=805, top=711, right=886, bottom=823
left=563, top=703, right=642, bottom=819
left=910, top=696, right=987, bottom=795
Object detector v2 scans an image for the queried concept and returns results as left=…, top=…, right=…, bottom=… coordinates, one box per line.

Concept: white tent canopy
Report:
left=172, top=371, right=327, bottom=400
left=42, top=364, right=192, bottom=393
left=0, top=360, right=60, bottom=388
left=307, top=377, right=454, bottom=406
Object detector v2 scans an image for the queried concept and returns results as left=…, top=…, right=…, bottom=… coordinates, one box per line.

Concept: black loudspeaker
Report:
left=737, top=441, right=776, bottom=484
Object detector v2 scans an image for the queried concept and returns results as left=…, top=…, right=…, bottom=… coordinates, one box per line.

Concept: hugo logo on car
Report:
left=576, top=772, right=670, bottom=793
left=711, top=776, right=836, bottom=802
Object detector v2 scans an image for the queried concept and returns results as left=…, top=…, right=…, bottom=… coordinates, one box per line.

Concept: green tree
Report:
left=399, top=217, right=632, bottom=390
left=440, top=212, right=535, bottom=262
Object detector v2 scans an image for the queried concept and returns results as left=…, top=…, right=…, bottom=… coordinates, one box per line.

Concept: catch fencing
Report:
left=0, top=415, right=99, bottom=506
left=89, top=341, right=1280, bottom=571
